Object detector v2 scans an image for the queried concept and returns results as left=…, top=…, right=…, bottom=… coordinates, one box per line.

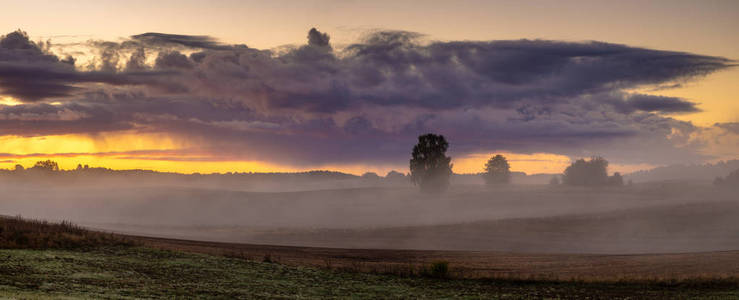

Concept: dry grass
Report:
left=0, top=215, right=132, bottom=249
left=131, top=235, right=739, bottom=282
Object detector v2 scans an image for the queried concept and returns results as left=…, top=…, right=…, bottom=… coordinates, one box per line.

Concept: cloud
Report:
left=606, top=93, right=700, bottom=114
left=154, top=51, right=193, bottom=69
left=627, top=94, right=700, bottom=113
left=307, top=28, right=331, bottom=48
left=0, top=28, right=735, bottom=168
left=0, top=30, right=176, bottom=102
left=130, top=32, right=230, bottom=50
left=714, top=122, right=739, bottom=134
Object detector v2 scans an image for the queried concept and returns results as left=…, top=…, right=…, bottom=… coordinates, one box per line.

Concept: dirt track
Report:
left=131, top=235, right=739, bottom=280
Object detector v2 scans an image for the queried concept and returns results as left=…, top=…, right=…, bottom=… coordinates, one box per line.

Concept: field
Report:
left=1, top=181, right=738, bottom=298
left=133, top=235, right=739, bottom=281
left=2, top=245, right=739, bottom=299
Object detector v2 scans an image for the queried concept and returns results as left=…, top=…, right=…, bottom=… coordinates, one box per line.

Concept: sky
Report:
left=0, top=0, right=737, bottom=175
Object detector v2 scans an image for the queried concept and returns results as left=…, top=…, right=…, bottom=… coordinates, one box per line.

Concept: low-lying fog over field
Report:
left=1, top=169, right=737, bottom=254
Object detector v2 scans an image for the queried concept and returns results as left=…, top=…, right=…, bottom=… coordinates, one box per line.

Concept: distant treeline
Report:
left=3, top=161, right=359, bottom=180
left=0, top=160, right=412, bottom=190
left=626, top=160, right=739, bottom=182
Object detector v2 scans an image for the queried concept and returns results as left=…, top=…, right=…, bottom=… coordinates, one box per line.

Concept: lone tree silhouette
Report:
left=410, top=133, right=453, bottom=193
left=483, top=154, right=511, bottom=185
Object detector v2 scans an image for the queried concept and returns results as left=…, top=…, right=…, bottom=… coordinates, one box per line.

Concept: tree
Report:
left=385, top=170, right=405, bottom=180
left=562, top=156, right=609, bottom=186
left=714, top=168, right=739, bottom=188
left=361, top=172, right=380, bottom=180
left=31, top=160, right=59, bottom=172
left=13, top=164, right=24, bottom=172
left=609, top=172, right=624, bottom=186
left=410, top=133, right=453, bottom=193
left=483, top=154, right=511, bottom=185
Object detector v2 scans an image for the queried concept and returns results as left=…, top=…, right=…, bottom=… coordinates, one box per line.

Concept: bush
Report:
left=421, top=261, right=449, bottom=279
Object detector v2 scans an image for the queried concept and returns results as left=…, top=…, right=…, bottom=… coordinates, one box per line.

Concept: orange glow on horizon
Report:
left=453, top=152, right=572, bottom=175
left=0, top=133, right=412, bottom=175
left=0, top=96, right=22, bottom=106
left=0, top=133, right=661, bottom=175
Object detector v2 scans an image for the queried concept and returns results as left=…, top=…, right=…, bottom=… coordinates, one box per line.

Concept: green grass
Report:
left=1, top=246, right=737, bottom=299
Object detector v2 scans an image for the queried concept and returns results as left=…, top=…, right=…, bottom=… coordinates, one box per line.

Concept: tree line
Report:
left=10, top=134, right=736, bottom=192
left=409, top=133, right=627, bottom=192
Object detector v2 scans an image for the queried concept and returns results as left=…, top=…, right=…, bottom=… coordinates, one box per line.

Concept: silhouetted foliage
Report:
left=0, top=216, right=131, bottom=249
left=626, top=159, right=739, bottom=182
left=410, top=134, right=453, bottom=193
left=31, top=160, right=59, bottom=172
left=562, top=157, right=610, bottom=186
left=421, top=261, right=450, bottom=279
left=714, top=168, right=739, bottom=188
left=609, top=172, right=624, bottom=186
left=13, top=164, right=24, bottom=171
left=385, top=170, right=405, bottom=180
left=361, top=172, right=381, bottom=180
left=483, top=154, right=511, bottom=185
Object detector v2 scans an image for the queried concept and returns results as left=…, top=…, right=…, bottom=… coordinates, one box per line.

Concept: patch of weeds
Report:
left=420, top=261, right=450, bottom=279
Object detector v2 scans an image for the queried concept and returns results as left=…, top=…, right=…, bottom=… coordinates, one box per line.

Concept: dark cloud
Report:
left=307, top=28, right=330, bottom=48
left=130, top=32, right=231, bottom=50
left=155, top=51, right=193, bottom=69
left=125, top=48, right=147, bottom=72
left=627, top=94, right=699, bottom=113
left=0, top=30, right=77, bottom=101
left=0, top=28, right=735, bottom=167
left=0, top=30, right=174, bottom=102
left=605, top=93, right=700, bottom=114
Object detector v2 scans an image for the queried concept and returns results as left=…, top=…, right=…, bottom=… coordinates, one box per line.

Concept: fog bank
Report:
left=0, top=175, right=736, bottom=254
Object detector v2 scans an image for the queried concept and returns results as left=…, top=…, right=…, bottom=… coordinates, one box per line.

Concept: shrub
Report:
left=422, top=261, right=449, bottom=279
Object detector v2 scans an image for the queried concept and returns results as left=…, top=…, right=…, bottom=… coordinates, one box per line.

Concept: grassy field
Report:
left=2, top=214, right=739, bottom=299
left=133, top=235, right=739, bottom=282
left=2, top=245, right=739, bottom=299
